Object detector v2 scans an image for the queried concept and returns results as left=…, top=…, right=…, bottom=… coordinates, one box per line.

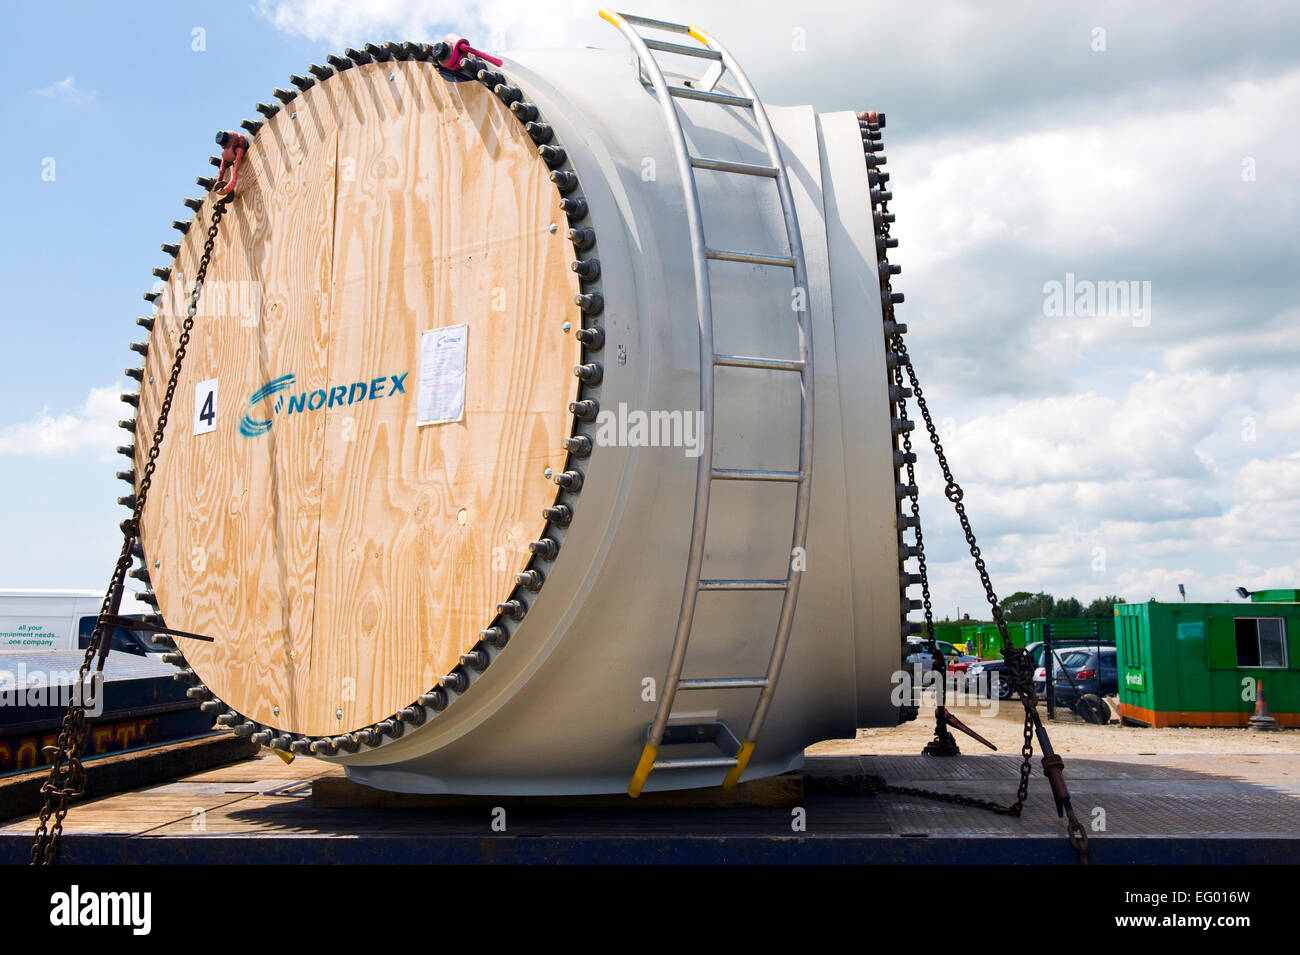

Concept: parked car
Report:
left=966, top=639, right=1115, bottom=700
left=1026, top=639, right=1114, bottom=696
left=1051, top=647, right=1119, bottom=708
left=904, top=638, right=978, bottom=672
left=964, top=660, right=1012, bottom=699
left=967, top=657, right=1051, bottom=700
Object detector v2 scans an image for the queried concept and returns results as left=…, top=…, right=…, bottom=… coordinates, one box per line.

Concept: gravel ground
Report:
left=808, top=699, right=1300, bottom=757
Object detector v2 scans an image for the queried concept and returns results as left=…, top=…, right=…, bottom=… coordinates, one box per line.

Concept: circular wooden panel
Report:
left=137, top=63, right=580, bottom=735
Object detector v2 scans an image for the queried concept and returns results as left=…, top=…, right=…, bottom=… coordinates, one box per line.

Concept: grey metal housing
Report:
left=330, top=46, right=906, bottom=794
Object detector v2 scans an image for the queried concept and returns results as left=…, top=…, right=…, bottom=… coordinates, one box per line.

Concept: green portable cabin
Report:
left=1252, top=589, right=1300, bottom=603
left=929, top=621, right=1009, bottom=656
left=928, top=622, right=983, bottom=650
left=969, top=620, right=1027, bottom=659
left=934, top=620, right=1029, bottom=659
left=931, top=622, right=965, bottom=650
left=1116, top=600, right=1300, bottom=728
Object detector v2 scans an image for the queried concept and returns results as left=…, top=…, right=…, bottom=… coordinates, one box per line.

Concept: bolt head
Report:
left=544, top=467, right=553, bottom=479
left=562, top=321, right=571, bottom=333
left=273, top=705, right=280, bottom=716
left=549, top=223, right=558, bottom=234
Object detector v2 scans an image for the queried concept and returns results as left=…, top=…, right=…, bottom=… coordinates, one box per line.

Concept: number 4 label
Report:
left=194, top=379, right=218, bottom=435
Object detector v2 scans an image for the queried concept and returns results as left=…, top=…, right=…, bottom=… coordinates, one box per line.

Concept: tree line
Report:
left=939, top=592, right=1126, bottom=624
left=997, top=591, right=1125, bottom=622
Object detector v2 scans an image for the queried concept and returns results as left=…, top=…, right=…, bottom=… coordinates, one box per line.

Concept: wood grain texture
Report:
left=138, top=62, right=579, bottom=735
left=141, top=86, right=338, bottom=733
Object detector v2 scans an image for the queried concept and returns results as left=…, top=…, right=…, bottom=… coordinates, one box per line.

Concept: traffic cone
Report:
left=1249, top=678, right=1279, bottom=731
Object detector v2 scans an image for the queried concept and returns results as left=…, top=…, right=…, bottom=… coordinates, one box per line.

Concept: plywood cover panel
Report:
left=139, top=63, right=580, bottom=735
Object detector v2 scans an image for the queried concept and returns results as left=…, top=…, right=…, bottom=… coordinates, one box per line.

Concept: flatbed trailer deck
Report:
left=3, top=750, right=1297, bottom=864
left=0, top=650, right=212, bottom=777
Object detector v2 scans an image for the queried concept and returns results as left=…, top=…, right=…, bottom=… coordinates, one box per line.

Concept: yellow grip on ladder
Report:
left=721, top=740, right=754, bottom=790
left=627, top=743, right=658, bottom=798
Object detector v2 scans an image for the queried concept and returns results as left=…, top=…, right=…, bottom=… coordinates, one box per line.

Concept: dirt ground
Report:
left=807, top=700, right=1300, bottom=757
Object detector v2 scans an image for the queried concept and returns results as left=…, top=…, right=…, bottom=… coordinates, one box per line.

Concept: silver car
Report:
left=904, top=638, right=978, bottom=670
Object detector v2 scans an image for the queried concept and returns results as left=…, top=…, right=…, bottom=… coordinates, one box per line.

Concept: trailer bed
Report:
left=3, top=751, right=1297, bottom=864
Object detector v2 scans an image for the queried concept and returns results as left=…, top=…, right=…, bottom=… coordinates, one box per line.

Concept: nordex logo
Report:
left=238, top=372, right=408, bottom=437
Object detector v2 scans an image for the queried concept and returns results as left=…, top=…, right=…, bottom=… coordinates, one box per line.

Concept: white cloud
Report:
left=35, top=75, right=97, bottom=105
left=1164, top=306, right=1300, bottom=371
left=905, top=362, right=1298, bottom=610
left=938, top=369, right=1248, bottom=487
left=0, top=386, right=126, bottom=458
left=897, top=70, right=1300, bottom=269
left=252, top=0, right=600, bottom=49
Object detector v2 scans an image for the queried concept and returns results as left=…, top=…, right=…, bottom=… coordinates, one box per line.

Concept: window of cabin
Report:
left=1234, top=617, right=1287, bottom=669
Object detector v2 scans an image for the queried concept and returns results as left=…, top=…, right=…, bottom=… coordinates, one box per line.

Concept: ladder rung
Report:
left=668, top=86, right=752, bottom=108
left=603, top=9, right=815, bottom=799
left=698, top=578, right=789, bottom=591
left=619, top=12, right=693, bottom=34
left=653, top=757, right=739, bottom=770
left=711, top=468, right=804, bottom=483
left=714, top=354, right=805, bottom=372
left=689, top=156, right=778, bottom=178
left=644, top=37, right=722, bottom=60
left=678, top=677, right=770, bottom=690
left=706, top=248, right=795, bottom=268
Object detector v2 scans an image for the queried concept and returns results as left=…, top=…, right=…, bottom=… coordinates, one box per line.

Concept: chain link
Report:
left=890, top=335, right=1036, bottom=812
left=31, top=197, right=229, bottom=865
left=867, top=113, right=1085, bottom=859
left=890, top=332, right=1081, bottom=837
left=894, top=361, right=960, bottom=756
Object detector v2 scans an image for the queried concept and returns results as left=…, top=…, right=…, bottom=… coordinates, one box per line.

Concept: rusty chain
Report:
left=31, top=196, right=230, bottom=865
left=893, top=360, right=961, bottom=757
left=866, top=112, right=1088, bottom=862
left=890, top=334, right=1036, bottom=812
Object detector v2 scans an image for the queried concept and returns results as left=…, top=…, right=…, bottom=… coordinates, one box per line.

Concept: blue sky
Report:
left=0, top=3, right=327, bottom=594
left=2, top=1, right=1298, bottom=616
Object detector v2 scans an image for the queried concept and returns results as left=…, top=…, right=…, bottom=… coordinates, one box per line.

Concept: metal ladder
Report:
left=599, top=10, right=814, bottom=796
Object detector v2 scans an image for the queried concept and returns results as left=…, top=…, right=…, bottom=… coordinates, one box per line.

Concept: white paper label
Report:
left=194, top=378, right=218, bottom=435
left=418, top=324, right=468, bottom=426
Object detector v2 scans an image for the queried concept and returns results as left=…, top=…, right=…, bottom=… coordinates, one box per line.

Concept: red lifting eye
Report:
left=439, top=34, right=503, bottom=70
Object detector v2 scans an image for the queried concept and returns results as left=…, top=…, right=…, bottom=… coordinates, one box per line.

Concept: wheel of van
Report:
left=1077, top=694, right=1108, bottom=725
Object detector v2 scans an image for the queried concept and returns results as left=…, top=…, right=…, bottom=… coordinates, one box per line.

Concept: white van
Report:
left=0, top=589, right=159, bottom=654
